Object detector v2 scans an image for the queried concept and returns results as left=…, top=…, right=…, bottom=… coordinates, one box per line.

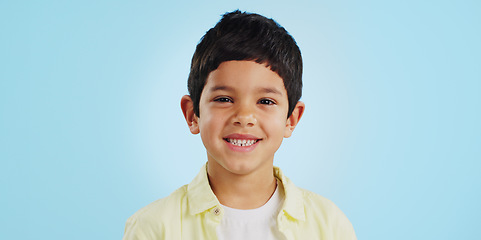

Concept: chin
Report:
left=208, top=153, right=272, bottom=176
left=223, top=162, right=255, bottom=175
left=222, top=158, right=272, bottom=176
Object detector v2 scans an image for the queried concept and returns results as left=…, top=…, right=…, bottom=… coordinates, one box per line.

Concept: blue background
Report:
left=1, top=0, right=480, bottom=239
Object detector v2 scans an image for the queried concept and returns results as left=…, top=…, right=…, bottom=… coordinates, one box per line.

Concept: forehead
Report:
left=204, top=60, right=286, bottom=95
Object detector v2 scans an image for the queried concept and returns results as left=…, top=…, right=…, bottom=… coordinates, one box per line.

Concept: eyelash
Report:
left=258, top=99, right=276, bottom=105
left=213, top=97, right=233, bottom=103
left=213, top=97, right=276, bottom=105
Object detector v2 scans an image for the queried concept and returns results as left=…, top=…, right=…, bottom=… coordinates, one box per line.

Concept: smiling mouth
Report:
left=223, top=138, right=261, bottom=147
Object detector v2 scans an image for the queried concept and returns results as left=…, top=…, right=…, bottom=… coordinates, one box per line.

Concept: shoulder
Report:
left=127, top=185, right=187, bottom=224
left=299, top=187, right=342, bottom=214
left=276, top=167, right=350, bottom=222
left=132, top=185, right=187, bottom=220
left=298, top=188, right=357, bottom=238
left=123, top=185, right=188, bottom=239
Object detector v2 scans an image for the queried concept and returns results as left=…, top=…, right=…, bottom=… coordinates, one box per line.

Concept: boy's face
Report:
left=182, top=60, right=304, bottom=177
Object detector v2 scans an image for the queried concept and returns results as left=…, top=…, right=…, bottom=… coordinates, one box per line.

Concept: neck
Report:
left=207, top=162, right=277, bottom=210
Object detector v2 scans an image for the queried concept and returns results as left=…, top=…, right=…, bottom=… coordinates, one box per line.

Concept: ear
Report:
left=181, top=95, right=200, bottom=134
left=284, top=101, right=305, bottom=138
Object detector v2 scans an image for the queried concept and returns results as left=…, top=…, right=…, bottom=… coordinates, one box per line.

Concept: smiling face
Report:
left=182, top=60, right=304, bottom=178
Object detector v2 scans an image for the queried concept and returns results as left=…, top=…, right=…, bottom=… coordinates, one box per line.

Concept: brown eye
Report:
left=258, top=99, right=275, bottom=105
left=214, top=97, right=233, bottom=103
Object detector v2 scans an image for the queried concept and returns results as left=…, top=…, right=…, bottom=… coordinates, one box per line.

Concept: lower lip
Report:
left=224, top=140, right=260, bottom=152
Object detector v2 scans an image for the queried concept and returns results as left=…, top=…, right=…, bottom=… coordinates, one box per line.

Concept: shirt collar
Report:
left=186, top=164, right=220, bottom=215
left=274, top=166, right=306, bottom=221
left=186, top=164, right=306, bottom=221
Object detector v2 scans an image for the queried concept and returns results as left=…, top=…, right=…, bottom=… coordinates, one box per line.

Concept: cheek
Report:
left=198, top=110, right=224, bottom=139
left=264, top=114, right=288, bottom=137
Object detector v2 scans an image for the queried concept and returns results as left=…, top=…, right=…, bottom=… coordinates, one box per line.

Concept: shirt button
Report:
left=212, top=207, right=221, bottom=216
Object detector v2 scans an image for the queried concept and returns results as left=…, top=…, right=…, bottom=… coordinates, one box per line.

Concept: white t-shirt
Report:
left=216, top=182, right=285, bottom=240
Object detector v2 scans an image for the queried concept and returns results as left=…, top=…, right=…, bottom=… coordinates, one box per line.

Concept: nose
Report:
left=233, top=104, right=257, bottom=127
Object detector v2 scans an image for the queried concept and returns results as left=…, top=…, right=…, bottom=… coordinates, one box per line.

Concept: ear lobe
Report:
left=284, top=101, right=305, bottom=138
left=181, top=95, right=200, bottom=134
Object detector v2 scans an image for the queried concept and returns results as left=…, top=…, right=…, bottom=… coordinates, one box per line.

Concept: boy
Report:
left=123, top=10, right=356, bottom=240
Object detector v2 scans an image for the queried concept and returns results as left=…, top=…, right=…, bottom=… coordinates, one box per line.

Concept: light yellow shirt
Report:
left=123, top=165, right=357, bottom=240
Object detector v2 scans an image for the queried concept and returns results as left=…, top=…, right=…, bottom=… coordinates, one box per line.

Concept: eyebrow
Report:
left=258, top=87, right=283, bottom=96
left=209, top=85, right=234, bottom=92
left=208, top=85, right=283, bottom=96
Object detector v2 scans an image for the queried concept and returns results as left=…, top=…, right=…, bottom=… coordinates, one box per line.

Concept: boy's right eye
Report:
left=213, top=97, right=233, bottom=103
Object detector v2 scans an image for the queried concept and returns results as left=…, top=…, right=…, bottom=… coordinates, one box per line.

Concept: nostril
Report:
left=233, top=120, right=256, bottom=127
left=232, top=113, right=257, bottom=127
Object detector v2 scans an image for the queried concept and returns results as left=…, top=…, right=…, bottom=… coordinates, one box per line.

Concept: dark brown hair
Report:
left=188, top=10, right=303, bottom=117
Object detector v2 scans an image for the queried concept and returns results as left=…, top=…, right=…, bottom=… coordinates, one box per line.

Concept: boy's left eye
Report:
left=258, top=99, right=276, bottom=105
left=214, top=97, right=233, bottom=103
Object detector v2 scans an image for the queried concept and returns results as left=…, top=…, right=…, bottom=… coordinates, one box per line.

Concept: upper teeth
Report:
left=228, top=139, right=256, bottom=147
